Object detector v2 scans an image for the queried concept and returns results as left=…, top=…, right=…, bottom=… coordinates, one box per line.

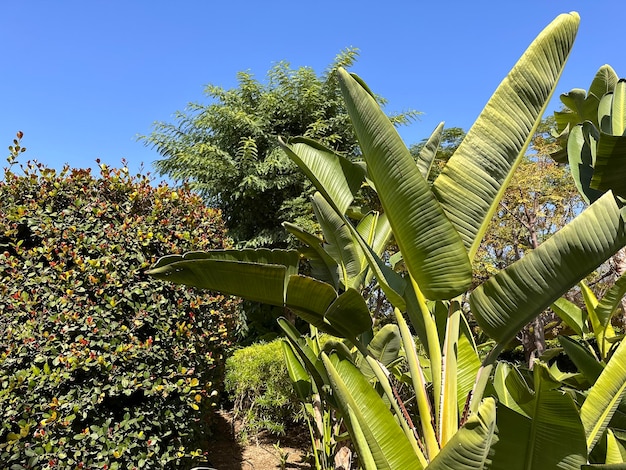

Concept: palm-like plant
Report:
left=148, top=11, right=626, bottom=469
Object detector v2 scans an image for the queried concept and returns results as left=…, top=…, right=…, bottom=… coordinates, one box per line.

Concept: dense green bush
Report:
left=224, top=339, right=302, bottom=442
left=0, top=153, right=239, bottom=469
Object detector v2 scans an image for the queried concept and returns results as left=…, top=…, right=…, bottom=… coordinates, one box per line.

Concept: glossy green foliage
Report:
left=0, top=161, right=239, bottom=468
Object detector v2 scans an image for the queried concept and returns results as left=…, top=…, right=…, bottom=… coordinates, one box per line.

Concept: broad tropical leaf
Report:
left=283, top=221, right=339, bottom=287
left=146, top=249, right=299, bottom=305
left=279, top=136, right=366, bottom=215
left=490, top=363, right=587, bottom=470
left=558, top=335, right=603, bottom=384
left=596, top=273, right=626, bottom=329
left=425, top=398, right=496, bottom=470
left=581, top=333, right=626, bottom=451
left=282, top=341, right=312, bottom=400
left=311, top=192, right=362, bottom=289
left=338, top=67, right=472, bottom=300
left=592, top=133, right=626, bottom=198
left=432, top=12, right=579, bottom=259
left=322, top=352, right=425, bottom=469
left=471, top=191, right=626, bottom=346
left=551, top=297, right=588, bottom=336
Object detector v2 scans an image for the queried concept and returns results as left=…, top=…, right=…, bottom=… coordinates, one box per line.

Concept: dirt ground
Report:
left=202, top=410, right=312, bottom=470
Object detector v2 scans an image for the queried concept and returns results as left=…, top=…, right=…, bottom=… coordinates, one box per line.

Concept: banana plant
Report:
left=553, top=64, right=626, bottom=203
left=146, top=11, right=626, bottom=469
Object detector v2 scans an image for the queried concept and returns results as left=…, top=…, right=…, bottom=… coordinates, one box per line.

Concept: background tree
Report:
left=142, top=48, right=418, bottom=248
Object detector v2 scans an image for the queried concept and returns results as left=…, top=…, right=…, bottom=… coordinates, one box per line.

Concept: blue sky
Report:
left=1, top=1, right=625, bottom=181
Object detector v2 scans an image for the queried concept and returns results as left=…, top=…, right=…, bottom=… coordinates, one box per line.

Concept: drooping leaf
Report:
left=279, top=136, right=366, bottom=215
left=311, top=192, right=362, bottom=289
left=146, top=249, right=299, bottom=305
left=558, top=335, right=604, bottom=384
left=324, top=288, right=373, bottom=339
left=283, top=221, right=339, bottom=287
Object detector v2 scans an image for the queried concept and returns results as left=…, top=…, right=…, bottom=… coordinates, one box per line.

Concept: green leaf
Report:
left=432, top=12, right=579, bottom=259
left=366, top=324, right=402, bottom=367
left=558, top=335, right=604, bottom=384
left=283, top=221, right=339, bottom=287
left=311, top=192, right=361, bottom=289
left=279, top=136, right=366, bottom=215
left=425, top=398, right=496, bottom=470
left=146, top=249, right=299, bottom=305
left=596, top=272, right=626, bottom=329
left=338, top=67, right=472, bottom=300
left=581, top=334, right=626, bottom=451
left=592, top=133, right=626, bottom=198
left=416, top=122, right=444, bottom=179
left=567, top=122, right=603, bottom=204
left=281, top=340, right=312, bottom=400
left=322, top=352, right=425, bottom=469
left=324, top=288, right=373, bottom=339
left=612, top=80, right=626, bottom=137
left=490, top=363, right=587, bottom=470
left=551, top=297, right=588, bottom=336
left=285, top=275, right=340, bottom=336
left=471, top=191, right=626, bottom=346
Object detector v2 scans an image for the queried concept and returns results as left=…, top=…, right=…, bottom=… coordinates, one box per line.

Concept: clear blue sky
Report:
left=1, top=1, right=625, bottom=180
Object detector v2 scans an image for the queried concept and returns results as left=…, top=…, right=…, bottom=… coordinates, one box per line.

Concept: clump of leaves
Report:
left=0, top=137, right=240, bottom=469
left=224, top=339, right=303, bottom=442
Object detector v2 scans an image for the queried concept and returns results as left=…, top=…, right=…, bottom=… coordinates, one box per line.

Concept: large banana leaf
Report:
left=146, top=249, right=299, bottom=304
left=596, top=273, right=626, bottom=329
left=489, top=363, right=587, bottom=470
left=432, top=12, right=579, bottom=260
left=581, top=332, right=626, bottom=451
left=471, top=191, right=626, bottom=346
left=592, top=133, right=626, bottom=198
left=551, top=297, right=588, bottom=336
left=554, top=65, right=617, bottom=138
left=425, top=398, right=496, bottom=470
left=283, top=221, right=339, bottom=287
left=282, top=340, right=312, bottom=400
left=558, top=335, right=604, bottom=384
left=322, top=352, right=425, bottom=469
left=337, top=67, right=472, bottom=300
left=567, top=122, right=603, bottom=204
left=311, top=192, right=362, bottom=289
left=278, top=136, right=366, bottom=215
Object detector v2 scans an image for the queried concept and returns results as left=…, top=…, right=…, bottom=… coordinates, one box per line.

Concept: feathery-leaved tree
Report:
left=141, top=48, right=418, bottom=248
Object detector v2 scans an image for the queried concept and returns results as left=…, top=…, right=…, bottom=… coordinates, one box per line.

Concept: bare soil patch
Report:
left=203, top=410, right=312, bottom=470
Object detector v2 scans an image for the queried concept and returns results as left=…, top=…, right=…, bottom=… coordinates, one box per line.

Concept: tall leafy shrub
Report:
left=0, top=153, right=239, bottom=469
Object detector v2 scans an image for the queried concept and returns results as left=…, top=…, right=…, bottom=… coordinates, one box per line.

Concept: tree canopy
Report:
left=142, top=48, right=418, bottom=247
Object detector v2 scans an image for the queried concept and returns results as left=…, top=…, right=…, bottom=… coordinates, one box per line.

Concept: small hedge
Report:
left=224, top=339, right=302, bottom=442
left=0, top=155, right=240, bottom=469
